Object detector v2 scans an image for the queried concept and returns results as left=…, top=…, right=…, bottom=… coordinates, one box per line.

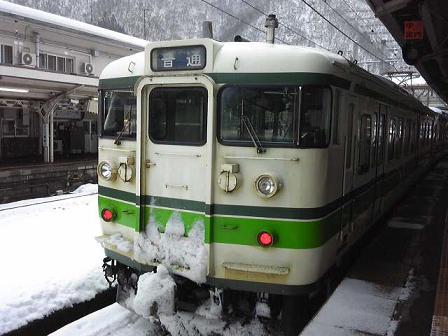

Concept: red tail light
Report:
left=101, top=209, right=115, bottom=222
left=257, top=231, right=274, bottom=247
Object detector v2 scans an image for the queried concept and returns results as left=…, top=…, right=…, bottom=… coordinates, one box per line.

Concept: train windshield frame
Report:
left=218, top=85, right=332, bottom=148
left=99, top=90, right=137, bottom=139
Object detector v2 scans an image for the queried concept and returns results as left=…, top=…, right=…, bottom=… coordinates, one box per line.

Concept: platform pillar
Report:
left=42, top=120, right=49, bottom=163
left=49, top=108, right=54, bottom=163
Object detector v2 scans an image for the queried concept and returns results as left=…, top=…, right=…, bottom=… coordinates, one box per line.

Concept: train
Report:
left=96, top=37, right=448, bottom=334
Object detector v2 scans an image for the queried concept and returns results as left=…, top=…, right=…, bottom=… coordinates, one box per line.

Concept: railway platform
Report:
left=0, top=156, right=97, bottom=204
left=431, top=208, right=448, bottom=335
left=302, top=158, right=448, bottom=335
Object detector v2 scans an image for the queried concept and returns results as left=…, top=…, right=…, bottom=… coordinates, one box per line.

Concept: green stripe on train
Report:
left=208, top=210, right=341, bottom=249
left=98, top=196, right=341, bottom=249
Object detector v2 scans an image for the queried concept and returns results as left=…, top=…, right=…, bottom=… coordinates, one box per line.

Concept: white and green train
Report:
left=96, top=38, right=447, bottom=330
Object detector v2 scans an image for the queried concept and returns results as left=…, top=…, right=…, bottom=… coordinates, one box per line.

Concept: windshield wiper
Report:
left=241, top=99, right=266, bottom=154
left=114, top=107, right=133, bottom=145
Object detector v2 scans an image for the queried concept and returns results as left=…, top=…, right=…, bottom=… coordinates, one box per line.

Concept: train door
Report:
left=339, top=95, right=356, bottom=248
left=352, top=98, right=375, bottom=230
left=374, top=105, right=387, bottom=219
left=140, top=76, right=214, bottom=242
left=343, top=97, right=356, bottom=195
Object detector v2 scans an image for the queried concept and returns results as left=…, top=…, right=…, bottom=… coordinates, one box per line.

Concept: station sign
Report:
left=151, top=45, right=206, bottom=71
left=404, top=21, right=424, bottom=40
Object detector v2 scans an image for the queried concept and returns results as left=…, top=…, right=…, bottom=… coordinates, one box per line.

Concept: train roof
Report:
left=100, top=39, right=349, bottom=80
left=99, top=38, right=435, bottom=116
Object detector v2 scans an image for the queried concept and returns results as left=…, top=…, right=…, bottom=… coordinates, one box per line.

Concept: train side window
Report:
left=357, top=114, right=371, bottom=174
left=396, top=118, right=403, bottom=159
left=299, top=86, right=332, bottom=148
left=149, top=87, right=207, bottom=145
left=404, top=119, right=411, bottom=155
left=332, top=89, right=341, bottom=145
left=388, top=118, right=396, bottom=161
left=101, top=90, right=136, bottom=139
left=345, top=103, right=354, bottom=169
left=371, top=112, right=377, bottom=168
left=377, top=110, right=386, bottom=165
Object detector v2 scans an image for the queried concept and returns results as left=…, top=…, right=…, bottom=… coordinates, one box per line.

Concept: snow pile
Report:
left=49, top=303, right=158, bottom=336
left=0, top=190, right=108, bottom=334
left=131, top=265, right=176, bottom=317
left=135, top=211, right=208, bottom=284
left=104, top=233, right=133, bottom=253
left=195, top=292, right=223, bottom=320
left=72, top=183, right=98, bottom=194
left=255, top=302, right=271, bottom=318
left=156, top=308, right=267, bottom=336
left=51, top=302, right=269, bottom=336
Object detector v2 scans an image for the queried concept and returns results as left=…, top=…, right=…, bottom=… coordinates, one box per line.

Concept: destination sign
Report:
left=151, top=45, right=206, bottom=71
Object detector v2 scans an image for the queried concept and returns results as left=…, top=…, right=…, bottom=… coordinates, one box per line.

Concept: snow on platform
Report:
left=302, top=276, right=414, bottom=336
left=50, top=301, right=268, bottom=336
left=0, top=184, right=108, bottom=334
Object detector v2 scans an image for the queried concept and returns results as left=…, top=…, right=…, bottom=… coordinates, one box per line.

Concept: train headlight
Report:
left=97, top=161, right=117, bottom=181
left=254, top=174, right=280, bottom=198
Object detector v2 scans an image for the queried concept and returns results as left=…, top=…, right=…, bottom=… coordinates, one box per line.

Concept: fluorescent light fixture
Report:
left=0, top=87, right=29, bottom=93
left=92, top=97, right=98, bottom=101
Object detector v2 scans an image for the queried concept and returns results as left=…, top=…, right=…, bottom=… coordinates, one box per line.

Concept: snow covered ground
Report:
left=50, top=302, right=268, bottom=336
left=0, top=183, right=420, bottom=336
left=51, top=264, right=268, bottom=336
left=0, top=184, right=109, bottom=334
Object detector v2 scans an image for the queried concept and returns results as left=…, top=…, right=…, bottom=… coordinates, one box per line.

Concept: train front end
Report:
left=96, top=39, right=346, bottom=310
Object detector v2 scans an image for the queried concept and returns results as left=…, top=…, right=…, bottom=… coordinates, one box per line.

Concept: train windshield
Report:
left=219, top=85, right=331, bottom=148
left=101, top=90, right=136, bottom=139
left=149, top=87, right=207, bottom=145
left=219, top=86, right=298, bottom=145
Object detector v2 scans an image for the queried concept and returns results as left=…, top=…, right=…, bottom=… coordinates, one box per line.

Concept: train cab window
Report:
left=149, top=87, right=207, bottom=145
left=101, top=90, right=136, bottom=139
left=219, top=86, right=297, bottom=146
left=357, top=114, right=371, bottom=174
left=299, top=86, right=331, bottom=148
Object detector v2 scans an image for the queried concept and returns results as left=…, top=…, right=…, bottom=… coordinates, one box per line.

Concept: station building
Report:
left=0, top=0, right=146, bottom=202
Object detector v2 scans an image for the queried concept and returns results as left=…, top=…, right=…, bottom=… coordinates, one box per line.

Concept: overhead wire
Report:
left=200, top=0, right=399, bottom=72
left=299, top=0, right=400, bottom=72
left=198, top=0, right=290, bottom=45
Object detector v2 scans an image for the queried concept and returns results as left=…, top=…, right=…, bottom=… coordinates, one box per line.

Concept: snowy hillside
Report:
left=6, top=0, right=407, bottom=74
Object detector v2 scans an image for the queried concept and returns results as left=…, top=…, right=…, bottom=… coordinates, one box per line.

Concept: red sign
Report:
left=404, top=21, right=424, bottom=40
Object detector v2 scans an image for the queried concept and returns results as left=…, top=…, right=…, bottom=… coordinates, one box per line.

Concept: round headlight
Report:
left=255, top=174, right=280, bottom=198
left=97, top=161, right=117, bottom=181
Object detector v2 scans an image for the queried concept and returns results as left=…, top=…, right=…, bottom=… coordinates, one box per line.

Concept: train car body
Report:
left=96, top=38, right=447, bottom=310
